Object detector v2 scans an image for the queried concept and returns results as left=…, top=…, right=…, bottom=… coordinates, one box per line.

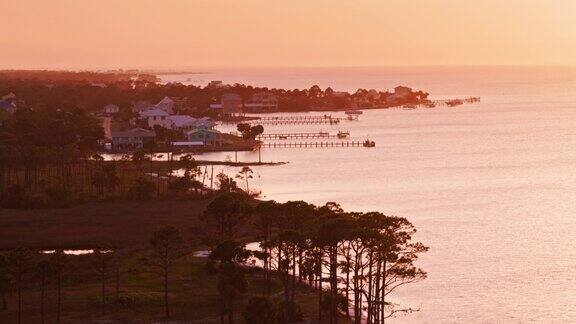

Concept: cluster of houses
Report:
left=109, top=96, right=223, bottom=151
left=210, top=91, right=279, bottom=115
left=204, top=84, right=422, bottom=113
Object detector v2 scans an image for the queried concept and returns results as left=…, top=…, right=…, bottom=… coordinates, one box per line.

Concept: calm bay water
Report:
left=161, top=67, right=576, bottom=323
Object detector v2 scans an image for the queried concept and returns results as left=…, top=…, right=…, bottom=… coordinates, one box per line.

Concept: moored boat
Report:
left=363, top=139, right=376, bottom=147
left=337, top=130, right=350, bottom=139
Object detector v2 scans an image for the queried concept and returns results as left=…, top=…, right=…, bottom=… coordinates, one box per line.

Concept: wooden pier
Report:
left=248, top=115, right=343, bottom=125
left=260, top=140, right=375, bottom=148
left=256, top=115, right=337, bottom=121
left=257, top=132, right=342, bottom=140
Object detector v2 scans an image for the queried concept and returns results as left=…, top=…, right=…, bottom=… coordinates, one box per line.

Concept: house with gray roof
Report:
left=168, top=115, right=196, bottom=130
left=186, top=128, right=224, bottom=147
left=111, top=128, right=156, bottom=150
left=140, top=108, right=172, bottom=128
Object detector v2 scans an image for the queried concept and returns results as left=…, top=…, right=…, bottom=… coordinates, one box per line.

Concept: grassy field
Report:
left=0, top=199, right=214, bottom=250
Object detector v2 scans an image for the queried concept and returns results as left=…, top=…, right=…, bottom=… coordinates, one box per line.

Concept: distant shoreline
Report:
left=152, top=71, right=212, bottom=75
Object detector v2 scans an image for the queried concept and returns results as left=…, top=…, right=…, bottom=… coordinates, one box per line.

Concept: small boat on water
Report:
left=345, top=110, right=363, bottom=115
left=337, top=130, right=350, bottom=139
left=363, top=140, right=376, bottom=147
left=345, top=110, right=363, bottom=120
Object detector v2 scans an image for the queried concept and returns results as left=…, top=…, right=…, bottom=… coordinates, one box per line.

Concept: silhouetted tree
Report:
left=50, top=250, right=68, bottom=323
left=141, top=226, right=187, bottom=319
left=93, top=248, right=112, bottom=315
left=235, top=166, right=253, bottom=192
left=203, top=193, right=253, bottom=241
left=216, top=172, right=240, bottom=193
left=210, top=241, right=251, bottom=324
left=7, top=248, right=34, bottom=324
left=33, top=257, right=56, bottom=324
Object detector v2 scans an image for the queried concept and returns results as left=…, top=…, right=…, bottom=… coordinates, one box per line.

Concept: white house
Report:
left=140, top=108, right=171, bottom=128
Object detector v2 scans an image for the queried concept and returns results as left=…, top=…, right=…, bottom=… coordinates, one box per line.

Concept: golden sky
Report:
left=1, top=0, right=576, bottom=69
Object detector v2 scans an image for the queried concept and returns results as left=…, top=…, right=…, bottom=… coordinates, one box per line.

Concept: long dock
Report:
left=260, top=140, right=375, bottom=148
left=256, top=115, right=337, bottom=121
left=257, top=132, right=346, bottom=140
left=248, top=118, right=341, bottom=125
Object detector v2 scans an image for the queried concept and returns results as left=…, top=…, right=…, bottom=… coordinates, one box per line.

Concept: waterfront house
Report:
left=387, top=86, right=413, bottom=104
left=140, top=108, right=172, bottom=128
left=211, top=93, right=242, bottom=116
left=168, top=115, right=197, bottom=131
left=111, top=128, right=156, bottom=150
left=244, top=92, right=278, bottom=112
left=102, top=104, right=120, bottom=115
left=186, top=128, right=224, bottom=147
left=168, top=115, right=216, bottom=131
left=193, top=117, right=216, bottom=129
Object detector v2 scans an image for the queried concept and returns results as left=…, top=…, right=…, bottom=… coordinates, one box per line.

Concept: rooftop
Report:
left=140, top=108, right=169, bottom=117
left=112, top=128, right=156, bottom=138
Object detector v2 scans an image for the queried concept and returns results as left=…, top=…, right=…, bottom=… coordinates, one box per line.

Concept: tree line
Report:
left=201, top=193, right=429, bottom=323
left=0, top=70, right=430, bottom=118
left=0, top=104, right=250, bottom=208
left=0, top=190, right=428, bottom=323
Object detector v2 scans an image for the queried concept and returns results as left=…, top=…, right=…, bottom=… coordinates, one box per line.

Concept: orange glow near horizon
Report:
left=1, top=0, right=576, bottom=69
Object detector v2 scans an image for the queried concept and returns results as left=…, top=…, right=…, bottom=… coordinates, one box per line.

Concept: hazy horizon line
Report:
left=2, top=64, right=576, bottom=74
